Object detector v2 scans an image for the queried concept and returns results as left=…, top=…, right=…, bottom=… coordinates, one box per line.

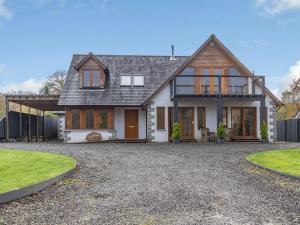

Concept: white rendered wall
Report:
left=149, top=82, right=276, bottom=142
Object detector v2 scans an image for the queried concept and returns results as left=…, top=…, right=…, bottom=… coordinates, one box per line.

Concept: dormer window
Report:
left=121, top=75, right=144, bottom=87
left=82, top=70, right=105, bottom=89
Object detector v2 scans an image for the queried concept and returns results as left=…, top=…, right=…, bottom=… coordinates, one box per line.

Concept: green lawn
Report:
left=0, top=149, right=76, bottom=193
left=247, top=149, right=300, bottom=177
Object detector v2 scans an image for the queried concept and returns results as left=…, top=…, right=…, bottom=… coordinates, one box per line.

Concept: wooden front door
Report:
left=231, top=107, right=256, bottom=138
left=125, top=109, right=139, bottom=139
left=180, top=108, right=194, bottom=139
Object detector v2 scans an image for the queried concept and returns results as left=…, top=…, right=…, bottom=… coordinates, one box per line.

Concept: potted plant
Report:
left=172, top=122, right=180, bottom=144
left=260, top=121, right=269, bottom=143
left=217, top=122, right=225, bottom=144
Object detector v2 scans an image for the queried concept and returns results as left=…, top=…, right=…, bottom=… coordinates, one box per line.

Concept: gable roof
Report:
left=58, top=55, right=188, bottom=106
left=142, top=34, right=283, bottom=107
left=74, top=52, right=106, bottom=70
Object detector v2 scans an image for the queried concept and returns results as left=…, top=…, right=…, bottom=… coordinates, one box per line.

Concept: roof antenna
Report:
left=170, top=45, right=176, bottom=61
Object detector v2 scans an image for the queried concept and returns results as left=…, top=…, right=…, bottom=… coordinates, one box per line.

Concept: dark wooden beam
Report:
left=19, top=104, right=22, bottom=140
left=36, top=109, right=39, bottom=142
left=42, top=111, right=45, bottom=142
left=5, top=98, right=9, bottom=142
left=28, top=107, right=31, bottom=142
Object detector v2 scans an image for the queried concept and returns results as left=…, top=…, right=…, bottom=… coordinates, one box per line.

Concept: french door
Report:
left=168, top=107, right=194, bottom=140
left=231, top=107, right=256, bottom=137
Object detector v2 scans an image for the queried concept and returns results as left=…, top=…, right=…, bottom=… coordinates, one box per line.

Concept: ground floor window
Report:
left=223, top=107, right=228, bottom=127
left=197, top=107, right=206, bottom=129
left=157, top=107, right=165, bottom=130
left=100, top=110, right=108, bottom=129
left=66, top=108, right=113, bottom=130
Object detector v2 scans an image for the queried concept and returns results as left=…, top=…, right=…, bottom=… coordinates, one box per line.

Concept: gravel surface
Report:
left=0, top=142, right=300, bottom=225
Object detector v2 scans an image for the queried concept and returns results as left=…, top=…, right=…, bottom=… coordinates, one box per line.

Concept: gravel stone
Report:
left=0, top=142, right=299, bottom=225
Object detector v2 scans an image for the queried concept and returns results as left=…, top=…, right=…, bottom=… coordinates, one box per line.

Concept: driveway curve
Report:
left=0, top=142, right=299, bottom=225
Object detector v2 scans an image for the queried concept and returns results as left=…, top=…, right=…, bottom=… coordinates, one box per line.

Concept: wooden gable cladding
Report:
left=65, top=107, right=114, bottom=130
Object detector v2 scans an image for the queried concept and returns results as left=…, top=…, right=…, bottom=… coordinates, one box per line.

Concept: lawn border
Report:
left=246, top=158, right=300, bottom=181
left=0, top=163, right=77, bottom=204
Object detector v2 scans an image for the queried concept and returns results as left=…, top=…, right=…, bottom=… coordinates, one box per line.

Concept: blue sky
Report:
left=0, top=0, right=300, bottom=97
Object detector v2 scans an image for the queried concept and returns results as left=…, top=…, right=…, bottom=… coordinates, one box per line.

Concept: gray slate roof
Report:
left=58, top=54, right=188, bottom=106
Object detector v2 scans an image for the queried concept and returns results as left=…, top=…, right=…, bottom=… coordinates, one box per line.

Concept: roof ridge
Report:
left=73, top=54, right=189, bottom=58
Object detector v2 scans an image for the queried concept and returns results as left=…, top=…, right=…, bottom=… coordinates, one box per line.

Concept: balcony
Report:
left=174, top=75, right=265, bottom=99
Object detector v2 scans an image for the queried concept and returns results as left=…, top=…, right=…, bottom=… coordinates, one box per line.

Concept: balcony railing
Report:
left=174, top=75, right=265, bottom=97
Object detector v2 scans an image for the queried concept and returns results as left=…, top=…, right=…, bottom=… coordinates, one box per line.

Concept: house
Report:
left=58, top=34, right=282, bottom=143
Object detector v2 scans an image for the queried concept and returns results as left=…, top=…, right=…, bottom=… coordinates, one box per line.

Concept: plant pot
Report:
left=217, top=138, right=224, bottom=144
left=261, top=138, right=269, bottom=143
left=173, top=139, right=180, bottom=144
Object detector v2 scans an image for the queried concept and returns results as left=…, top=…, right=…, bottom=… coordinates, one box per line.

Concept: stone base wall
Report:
left=269, top=100, right=277, bottom=142
left=63, top=129, right=117, bottom=143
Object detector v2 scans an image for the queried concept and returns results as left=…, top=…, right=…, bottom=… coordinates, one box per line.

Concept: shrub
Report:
left=217, top=122, right=225, bottom=140
left=172, top=122, right=180, bottom=140
left=260, top=121, right=268, bottom=140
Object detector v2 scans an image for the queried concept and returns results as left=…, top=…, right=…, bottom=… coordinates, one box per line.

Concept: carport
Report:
left=3, top=95, right=64, bottom=142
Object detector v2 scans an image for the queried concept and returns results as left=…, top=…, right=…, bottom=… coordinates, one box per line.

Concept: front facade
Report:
left=58, top=35, right=282, bottom=143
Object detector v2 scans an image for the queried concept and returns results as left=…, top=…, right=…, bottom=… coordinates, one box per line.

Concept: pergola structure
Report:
left=4, top=95, right=63, bottom=142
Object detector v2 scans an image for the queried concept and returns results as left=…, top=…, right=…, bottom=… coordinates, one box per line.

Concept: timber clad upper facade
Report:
left=58, top=34, right=282, bottom=143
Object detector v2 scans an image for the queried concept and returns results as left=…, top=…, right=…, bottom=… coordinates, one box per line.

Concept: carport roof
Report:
left=5, top=95, right=64, bottom=111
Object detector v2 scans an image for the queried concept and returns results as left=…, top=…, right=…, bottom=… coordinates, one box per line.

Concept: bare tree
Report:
left=39, top=70, right=66, bottom=95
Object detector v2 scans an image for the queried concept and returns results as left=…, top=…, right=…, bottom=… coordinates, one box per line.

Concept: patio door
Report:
left=168, top=107, right=194, bottom=140
left=231, top=108, right=256, bottom=138
left=180, top=108, right=194, bottom=139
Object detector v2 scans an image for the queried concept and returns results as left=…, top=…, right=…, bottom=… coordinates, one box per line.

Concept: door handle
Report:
left=129, top=126, right=135, bottom=128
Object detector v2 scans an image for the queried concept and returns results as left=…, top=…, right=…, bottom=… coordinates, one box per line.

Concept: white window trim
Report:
left=120, top=75, right=144, bottom=87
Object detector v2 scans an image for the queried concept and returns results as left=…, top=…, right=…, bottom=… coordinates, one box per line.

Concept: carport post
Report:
left=5, top=98, right=9, bottom=142
left=36, top=109, right=39, bottom=142
left=42, top=110, right=45, bottom=142
left=28, top=107, right=31, bottom=142
left=19, top=104, right=22, bottom=140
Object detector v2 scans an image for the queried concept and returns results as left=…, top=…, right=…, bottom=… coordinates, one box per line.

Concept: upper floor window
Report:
left=83, top=70, right=104, bottom=88
left=121, top=75, right=144, bottom=87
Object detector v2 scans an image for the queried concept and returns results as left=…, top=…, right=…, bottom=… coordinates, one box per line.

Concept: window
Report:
left=84, top=71, right=91, bottom=87
left=228, top=68, right=247, bottom=94
left=213, top=68, right=222, bottom=94
left=72, top=109, right=80, bottom=129
left=121, top=75, right=131, bottom=86
left=201, top=68, right=210, bottom=94
left=197, top=107, right=206, bottom=129
left=100, top=110, right=108, bottom=129
left=83, top=70, right=103, bottom=88
left=223, top=107, right=228, bottom=127
left=176, top=67, right=195, bottom=94
left=157, top=107, right=165, bottom=130
left=93, top=70, right=100, bottom=87
left=86, top=109, right=94, bottom=129
left=133, top=76, right=144, bottom=86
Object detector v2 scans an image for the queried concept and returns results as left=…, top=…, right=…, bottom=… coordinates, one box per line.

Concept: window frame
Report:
left=156, top=107, right=166, bottom=130
left=133, top=75, right=144, bottom=86
left=100, top=109, right=109, bottom=129
left=223, top=107, right=228, bottom=127
left=71, top=109, right=80, bottom=129
left=197, top=107, right=206, bottom=130
left=120, top=75, right=132, bottom=86
left=82, top=70, right=103, bottom=89
left=85, top=109, right=95, bottom=129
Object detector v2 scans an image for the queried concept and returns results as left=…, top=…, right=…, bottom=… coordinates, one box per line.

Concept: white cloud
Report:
left=255, top=0, right=300, bottom=14
left=279, top=60, right=300, bottom=93
left=0, top=79, right=44, bottom=93
left=0, top=0, right=11, bottom=19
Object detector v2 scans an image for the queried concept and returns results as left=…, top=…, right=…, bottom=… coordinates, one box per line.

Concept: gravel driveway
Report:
left=0, top=142, right=300, bottom=225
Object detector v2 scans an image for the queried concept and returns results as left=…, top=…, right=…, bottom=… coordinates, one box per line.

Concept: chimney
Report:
left=170, top=45, right=176, bottom=61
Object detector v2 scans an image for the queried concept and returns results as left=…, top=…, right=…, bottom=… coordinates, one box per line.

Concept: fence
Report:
left=0, top=111, right=58, bottom=141
left=277, top=118, right=300, bottom=142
